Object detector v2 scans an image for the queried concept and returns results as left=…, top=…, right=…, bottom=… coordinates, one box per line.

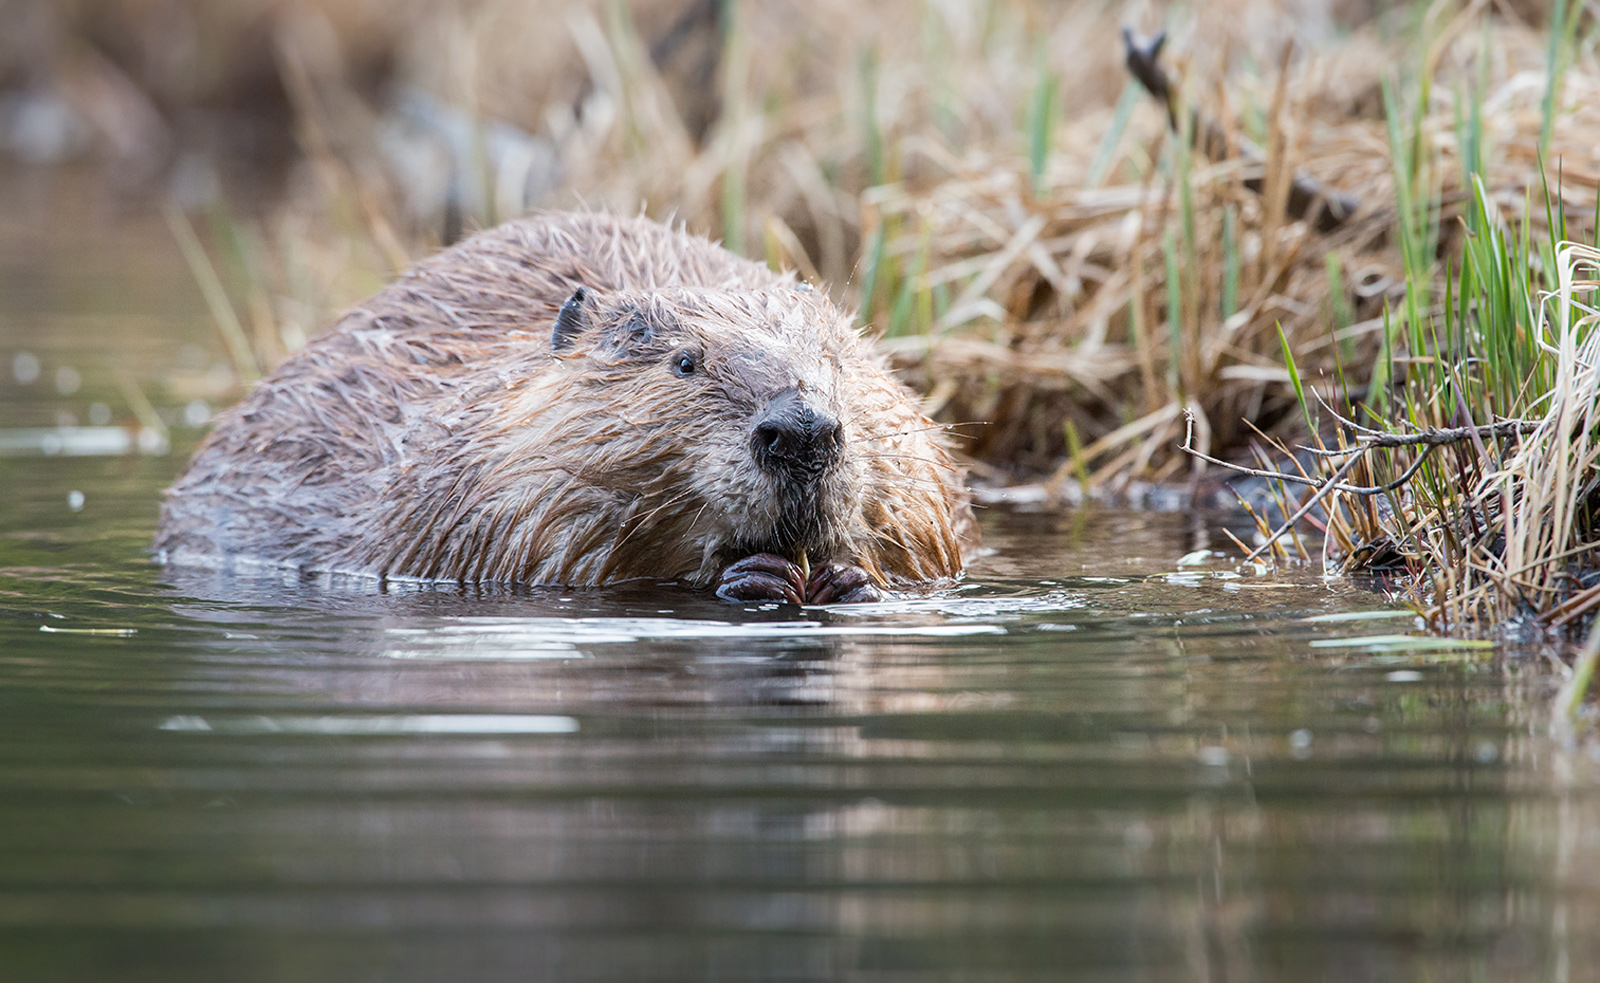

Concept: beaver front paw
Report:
left=716, top=553, right=806, bottom=605
left=715, top=556, right=883, bottom=605
left=805, top=564, right=883, bottom=604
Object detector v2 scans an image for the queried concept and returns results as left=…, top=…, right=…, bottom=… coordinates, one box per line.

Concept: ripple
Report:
left=158, top=713, right=580, bottom=735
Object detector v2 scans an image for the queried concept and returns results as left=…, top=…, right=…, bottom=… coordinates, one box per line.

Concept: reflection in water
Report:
left=158, top=714, right=582, bottom=735
left=0, top=452, right=1597, bottom=981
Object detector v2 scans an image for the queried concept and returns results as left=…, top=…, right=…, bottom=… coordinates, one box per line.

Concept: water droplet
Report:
left=158, top=715, right=212, bottom=732
left=1123, top=821, right=1154, bottom=851
left=54, top=365, right=81, bottom=395
left=88, top=402, right=112, bottom=426
left=183, top=400, right=212, bottom=427
left=12, top=351, right=40, bottom=385
left=137, top=428, right=169, bottom=454
left=176, top=344, right=208, bottom=371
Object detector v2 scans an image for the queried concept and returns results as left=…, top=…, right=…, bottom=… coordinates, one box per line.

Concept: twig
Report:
left=1244, top=446, right=1363, bottom=563
left=1182, top=410, right=1355, bottom=561
left=1187, top=435, right=1437, bottom=495
left=1306, top=418, right=1542, bottom=451
left=1122, top=30, right=1178, bottom=129
left=1179, top=411, right=1541, bottom=561
left=1121, top=28, right=1360, bottom=233
left=1183, top=413, right=1535, bottom=490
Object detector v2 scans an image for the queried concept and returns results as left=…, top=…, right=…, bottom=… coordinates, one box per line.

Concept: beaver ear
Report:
left=551, top=287, right=590, bottom=351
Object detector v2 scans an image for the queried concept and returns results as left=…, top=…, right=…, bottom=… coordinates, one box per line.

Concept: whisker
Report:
left=854, top=420, right=987, bottom=443
left=853, top=462, right=962, bottom=483
left=610, top=488, right=700, bottom=553
left=852, top=452, right=967, bottom=475
left=864, top=475, right=962, bottom=493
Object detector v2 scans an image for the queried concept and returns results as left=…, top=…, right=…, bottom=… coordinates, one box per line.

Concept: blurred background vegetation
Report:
left=0, top=0, right=1585, bottom=471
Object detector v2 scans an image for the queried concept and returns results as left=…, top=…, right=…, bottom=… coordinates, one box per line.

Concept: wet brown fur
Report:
left=155, top=211, right=975, bottom=589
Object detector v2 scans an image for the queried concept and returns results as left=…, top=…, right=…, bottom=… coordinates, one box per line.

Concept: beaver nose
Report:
left=752, top=396, right=844, bottom=481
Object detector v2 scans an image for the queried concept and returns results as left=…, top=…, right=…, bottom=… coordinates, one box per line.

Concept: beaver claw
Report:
left=716, top=554, right=883, bottom=605
left=804, top=564, right=883, bottom=604
left=716, top=553, right=806, bottom=605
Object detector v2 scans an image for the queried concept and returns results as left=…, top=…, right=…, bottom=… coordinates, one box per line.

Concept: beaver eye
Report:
left=671, top=351, right=697, bottom=377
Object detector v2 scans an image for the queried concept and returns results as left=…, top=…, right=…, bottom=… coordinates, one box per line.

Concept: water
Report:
left=3, top=171, right=1600, bottom=982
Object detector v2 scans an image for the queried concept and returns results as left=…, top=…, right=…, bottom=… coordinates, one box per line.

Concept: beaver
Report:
left=154, top=211, right=975, bottom=604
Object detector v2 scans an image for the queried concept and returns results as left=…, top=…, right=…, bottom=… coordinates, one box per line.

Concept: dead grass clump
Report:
left=1155, top=3, right=1600, bottom=643
left=1206, top=217, right=1600, bottom=642
left=865, top=8, right=1600, bottom=488
left=163, top=1, right=1417, bottom=471
left=1296, top=226, right=1600, bottom=634
left=86, top=1, right=1600, bottom=507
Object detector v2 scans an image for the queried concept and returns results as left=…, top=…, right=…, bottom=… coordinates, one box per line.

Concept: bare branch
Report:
left=1121, top=28, right=1359, bottom=233
left=1179, top=411, right=1543, bottom=562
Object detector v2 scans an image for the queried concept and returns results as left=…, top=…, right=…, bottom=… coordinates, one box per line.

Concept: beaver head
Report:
left=534, top=281, right=883, bottom=582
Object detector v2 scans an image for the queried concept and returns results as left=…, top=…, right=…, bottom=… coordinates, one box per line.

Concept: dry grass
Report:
left=154, top=1, right=1592, bottom=487
left=1149, top=0, right=1600, bottom=645
left=1294, top=228, right=1600, bottom=634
